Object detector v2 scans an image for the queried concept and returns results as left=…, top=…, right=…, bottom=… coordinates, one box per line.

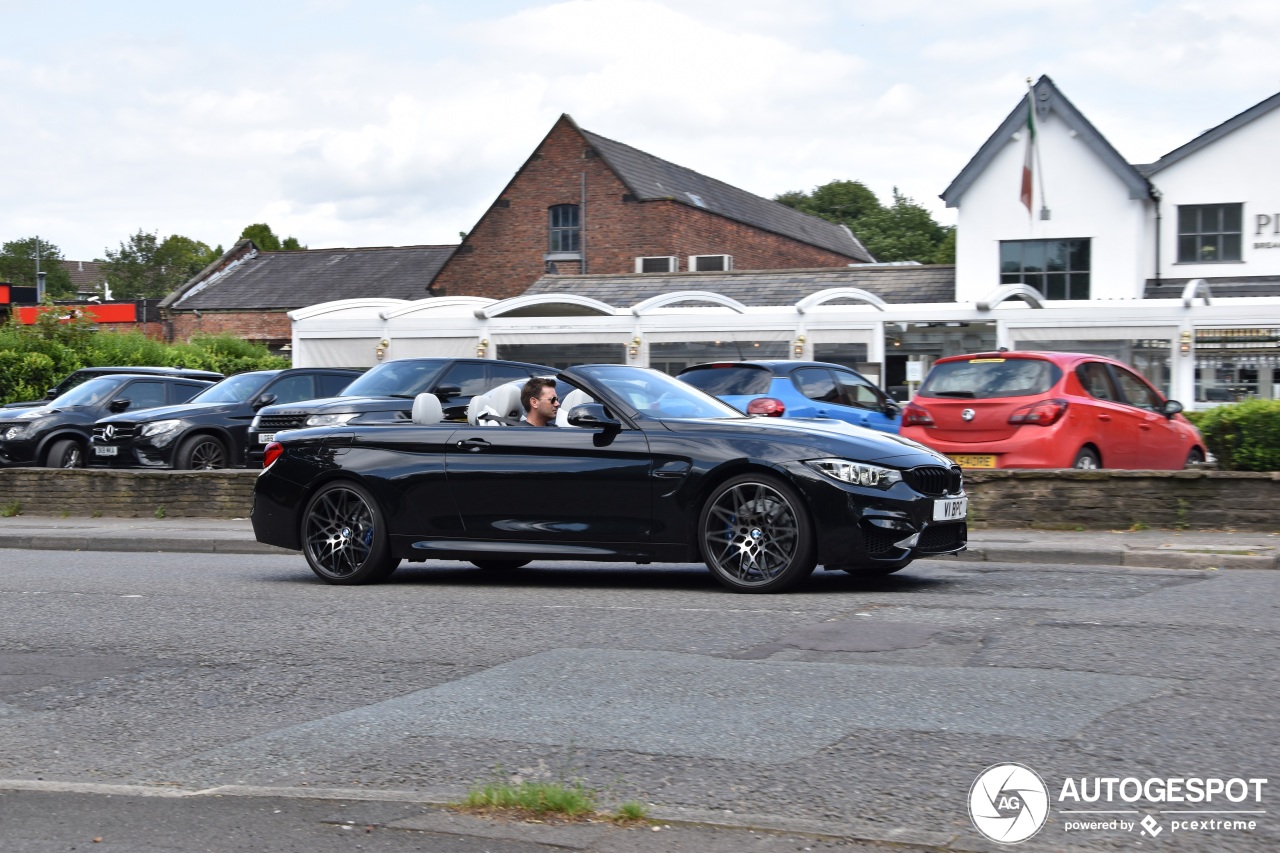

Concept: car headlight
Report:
left=805, top=458, right=903, bottom=490
left=304, top=412, right=359, bottom=427
left=140, top=419, right=182, bottom=437
left=249, top=415, right=261, bottom=430
left=3, top=424, right=29, bottom=440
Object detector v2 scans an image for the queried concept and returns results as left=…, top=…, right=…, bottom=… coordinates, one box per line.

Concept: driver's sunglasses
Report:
left=546, top=395, right=560, bottom=405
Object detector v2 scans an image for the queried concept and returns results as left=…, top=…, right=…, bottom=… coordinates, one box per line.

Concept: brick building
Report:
left=430, top=114, right=872, bottom=300
left=159, top=240, right=455, bottom=351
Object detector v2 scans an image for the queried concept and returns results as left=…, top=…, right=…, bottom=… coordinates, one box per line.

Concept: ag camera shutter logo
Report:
left=969, top=763, right=1050, bottom=843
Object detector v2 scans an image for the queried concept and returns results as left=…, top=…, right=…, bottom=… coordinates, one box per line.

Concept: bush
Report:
left=1188, top=399, right=1280, bottom=472
left=0, top=317, right=289, bottom=405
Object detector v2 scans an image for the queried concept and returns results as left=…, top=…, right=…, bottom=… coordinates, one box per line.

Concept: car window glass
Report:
left=173, top=383, right=207, bottom=403
left=1077, top=363, right=1118, bottom=401
left=1112, top=367, right=1162, bottom=411
left=919, top=358, right=1062, bottom=399
left=52, top=377, right=120, bottom=407
left=267, top=374, right=316, bottom=404
left=677, top=366, right=773, bottom=396
left=438, top=362, right=488, bottom=396
left=833, top=370, right=883, bottom=410
left=318, top=373, right=355, bottom=397
left=575, top=365, right=746, bottom=420
left=340, top=359, right=446, bottom=397
left=793, top=368, right=841, bottom=404
left=488, top=364, right=539, bottom=388
left=192, top=372, right=270, bottom=404
left=121, top=381, right=167, bottom=409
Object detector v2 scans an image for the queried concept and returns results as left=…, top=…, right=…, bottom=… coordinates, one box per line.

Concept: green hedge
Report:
left=1186, top=400, right=1280, bottom=472
left=0, top=314, right=288, bottom=405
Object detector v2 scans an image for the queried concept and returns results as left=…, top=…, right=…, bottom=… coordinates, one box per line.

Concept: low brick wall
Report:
left=1, top=468, right=1279, bottom=530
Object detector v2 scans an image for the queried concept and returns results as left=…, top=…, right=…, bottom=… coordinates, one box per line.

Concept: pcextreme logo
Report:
left=968, top=764, right=1269, bottom=844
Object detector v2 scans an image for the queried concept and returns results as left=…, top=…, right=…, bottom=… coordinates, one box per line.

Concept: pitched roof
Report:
left=567, top=117, right=873, bottom=262
left=522, top=265, right=955, bottom=308
left=941, top=75, right=1151, bottom=207
left=162, top=242, right=456, bottom=312
left=62, top=260, right=107, bottom=294
left=1144, top=275, right=1280, bottom=299
left=1136, top=90, right=1280, bottom=176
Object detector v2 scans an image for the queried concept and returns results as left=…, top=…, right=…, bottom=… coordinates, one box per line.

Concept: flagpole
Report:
left=1032, top=83, right=1049, bottom=220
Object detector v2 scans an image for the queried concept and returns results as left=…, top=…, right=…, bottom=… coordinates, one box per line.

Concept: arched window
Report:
left=548, top=204, right=580, bottom=253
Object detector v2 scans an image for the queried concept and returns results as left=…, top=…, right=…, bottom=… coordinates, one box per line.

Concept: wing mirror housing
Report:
left=883, top=401, right=902, bottom=418
left=108, top=398, right=131, bottom=413
left=432, top=384, right=462, bottom=400
left=46, top=388, right=59, bottom=399
left=252, top=393, right=277, bottom=410
left=567, top=403, right=620, bottom=430
left=1162, top=399, right=1184, bottom=418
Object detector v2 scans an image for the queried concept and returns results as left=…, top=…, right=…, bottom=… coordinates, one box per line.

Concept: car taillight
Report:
left=1008, top=399, right=1068, bottom=426
left=262, top=441, right=284, bottom=469
left=746, top=397, right=786, bottom=416
left=902, top=403, right=934, bottom=426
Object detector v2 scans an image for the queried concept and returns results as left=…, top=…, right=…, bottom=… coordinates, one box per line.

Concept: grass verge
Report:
left=455, top=780, right=649, bottom=825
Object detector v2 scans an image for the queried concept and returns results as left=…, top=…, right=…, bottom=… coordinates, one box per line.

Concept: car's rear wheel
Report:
left=177, top=435, right=228, bottom=470
left=470, top=559, right=531, bottom=571
left=301, top=481, right=399, bottom=584
left=45, top=439, right=85, bottom=468
left=1072, top=447, right=1101, bottom=470
left=1185, top=447, right=1206, bottom=468
left=699, top=473, right=816, bottom=593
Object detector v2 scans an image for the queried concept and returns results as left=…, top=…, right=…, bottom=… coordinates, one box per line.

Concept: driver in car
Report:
left=518, top=377, right=561, bottom=427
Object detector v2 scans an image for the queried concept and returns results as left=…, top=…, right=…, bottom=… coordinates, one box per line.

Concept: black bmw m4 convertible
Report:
left=252, top=365, right=967, bottom=593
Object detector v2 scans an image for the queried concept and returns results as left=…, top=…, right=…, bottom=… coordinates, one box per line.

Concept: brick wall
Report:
left=3, top=468, right=1278, bottom=530
left=169, top=311, right=292, bottom=344
left=430, top=118, right=859, bottom=300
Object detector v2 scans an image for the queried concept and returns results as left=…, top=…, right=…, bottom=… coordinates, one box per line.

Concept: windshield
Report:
left=575, top=365, right=747, bottom=420
left=49, top=377, right=123, bottom=408
left=678, top=364, right=773, bottom=396
left=191, top=372, right=272, bottom=404
left=339, top=359, right=448, bottom=398
left=919, top=357, right=1063, bottom=399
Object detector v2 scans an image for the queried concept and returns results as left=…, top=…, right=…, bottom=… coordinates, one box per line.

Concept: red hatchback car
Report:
left=900, top=351, right=1206, bottom=470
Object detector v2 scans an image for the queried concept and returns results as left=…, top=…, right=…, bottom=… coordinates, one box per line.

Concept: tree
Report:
left=775, top=181, right=954, bottom=264
left=239, top=223, right=304, bottom=251
left=0, top=237, right=75, bottom=298
left=102, top=230, right=219, bottom=299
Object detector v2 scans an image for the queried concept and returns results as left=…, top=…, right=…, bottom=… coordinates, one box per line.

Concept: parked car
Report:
left=1, top=366, right=224, bottom=411
left=899, top=351, right=1206, bottom=470
left=245, top=358, right=553, bottom=464
left=676, top=361, right=901, bottom=433
left=88, top=368, right=362, bottom=470
left=252, top=364, right=966, bottom=593
left=0, top=374, right=215, bottom=468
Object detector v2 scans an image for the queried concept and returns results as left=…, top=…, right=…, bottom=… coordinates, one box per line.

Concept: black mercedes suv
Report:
left=0, top=374, right=215, bottom=468
left=246, top=358, right=552, bottom=464
left=89, top=367, right=362, bottom=469
left=0, top=366, right=223, bottom=411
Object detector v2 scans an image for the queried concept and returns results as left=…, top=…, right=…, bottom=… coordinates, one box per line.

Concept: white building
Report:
left=291, top=77, right=1280, bottom=408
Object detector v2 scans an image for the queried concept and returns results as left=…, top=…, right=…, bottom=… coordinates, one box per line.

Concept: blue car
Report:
left=677, top=361, right=901, bottom=433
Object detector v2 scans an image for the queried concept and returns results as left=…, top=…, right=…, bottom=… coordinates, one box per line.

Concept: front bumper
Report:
left=88, top=439, right=174, bottom=468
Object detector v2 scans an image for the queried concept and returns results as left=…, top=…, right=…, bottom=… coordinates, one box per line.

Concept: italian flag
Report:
left=1021, top=91, right=1035, bottom=213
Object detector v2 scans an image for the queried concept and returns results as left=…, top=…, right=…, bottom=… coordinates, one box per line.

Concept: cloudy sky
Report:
left=3, top=0, right=1278, bottom=261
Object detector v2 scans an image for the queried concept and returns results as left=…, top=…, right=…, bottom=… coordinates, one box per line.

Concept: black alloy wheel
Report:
left=178, top=435, right=228, bottom=470
left=46, top=439, right=85, bottom=469
left=301, top=481, right=400, bottom=584
left=470, top=559, right=532, bottom=571
left=699, top=473, right=816, bottom=593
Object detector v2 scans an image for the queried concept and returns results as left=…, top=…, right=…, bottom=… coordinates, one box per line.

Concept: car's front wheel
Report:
left=45, top=439, right=85, bottom=468
left=699, top=473, right=816, bottom=593
left=1185, top=447, right=1206, bottom=468
left=301, top=481, right=400, bottom=584
left=177, top=435, right=228, bottom=470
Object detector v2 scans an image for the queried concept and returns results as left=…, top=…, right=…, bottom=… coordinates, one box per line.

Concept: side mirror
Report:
left=108, top=398, right=131, bottom=413
left=567, top=403, right=621, bottom=430
left=1162, top=399, right=1184, bottom=417
left=432, top=384, right=462, bottom=400
left=253, top=393, right=277, bottom=410
left=46, top=388, right=59, bottom=399
left=883, top=401, right=901, bottom=419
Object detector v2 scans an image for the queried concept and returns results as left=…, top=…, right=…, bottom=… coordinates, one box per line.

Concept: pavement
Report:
left=0, top=515, right=1277, bottom=569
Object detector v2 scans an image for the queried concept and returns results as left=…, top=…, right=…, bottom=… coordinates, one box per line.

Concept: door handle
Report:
left=1097, top=414, right=1111, bottom=422
left=456, top=438, right=492, bottom=451
left=1139, top=423, right=1151, bottom=431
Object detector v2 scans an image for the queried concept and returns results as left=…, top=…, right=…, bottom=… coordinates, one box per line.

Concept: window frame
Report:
left=1176, top=203, right=1243, bottom=263
left=999, top=238, right=1091, bottom=300
left=548, top=204, right=581, bottom=254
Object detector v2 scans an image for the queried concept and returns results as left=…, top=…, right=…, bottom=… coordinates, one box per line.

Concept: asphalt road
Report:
left=1, top=550, right=1276, bottom=852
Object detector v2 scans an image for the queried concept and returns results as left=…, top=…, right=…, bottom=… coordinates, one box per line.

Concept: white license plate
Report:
left=933, top=496, right=967, bottom=521
left=94, top=445, right=118, bottom=457
left=258, top=433, right=276, bottom=444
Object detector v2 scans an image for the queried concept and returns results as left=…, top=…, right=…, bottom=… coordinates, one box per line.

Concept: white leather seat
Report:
left=555, top=388, right=595, bottom=428
left=467, top=381, right=526, bottom=426
left=411, top=392, right=443, bottom=425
